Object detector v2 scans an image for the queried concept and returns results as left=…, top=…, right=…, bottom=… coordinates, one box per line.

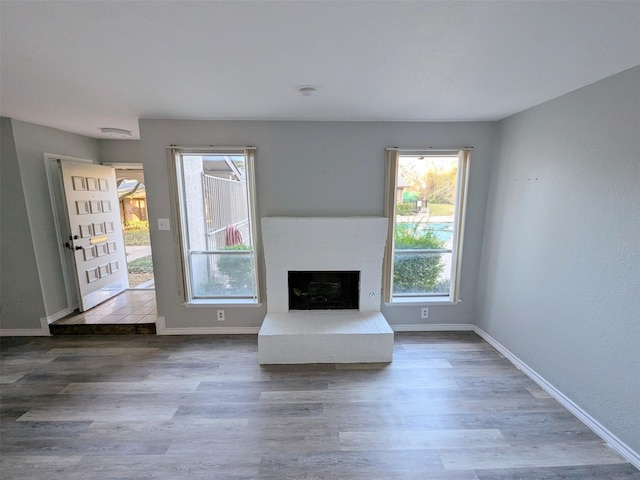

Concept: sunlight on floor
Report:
left=53, top=290, right=156, bottom=325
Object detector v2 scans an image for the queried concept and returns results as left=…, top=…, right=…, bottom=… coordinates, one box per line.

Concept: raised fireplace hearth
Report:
left=258, top=217, right=393, bottom=364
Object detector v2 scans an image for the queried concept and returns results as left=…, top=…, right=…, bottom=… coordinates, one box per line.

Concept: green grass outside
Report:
left=127, top=255, right=154, bottom=274
left=428, top=203, right=455, bottom=216
left=123, top=229, right=150, bottom=246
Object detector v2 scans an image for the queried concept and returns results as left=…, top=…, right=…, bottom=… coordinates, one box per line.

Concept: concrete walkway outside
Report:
left=126, top=245, right=151, bottom=262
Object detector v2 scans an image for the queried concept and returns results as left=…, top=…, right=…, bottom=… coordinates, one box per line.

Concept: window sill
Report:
left=183, top=299, right=262, bottom=308
left=386, top=296, right=460, bottom=306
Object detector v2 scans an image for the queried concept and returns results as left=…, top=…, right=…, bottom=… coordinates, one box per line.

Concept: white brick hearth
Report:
left=258, top=217, right=393, bottom=364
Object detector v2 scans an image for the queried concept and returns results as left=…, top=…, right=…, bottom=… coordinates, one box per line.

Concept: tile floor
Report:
left=52, top=289, right=157, bottom=325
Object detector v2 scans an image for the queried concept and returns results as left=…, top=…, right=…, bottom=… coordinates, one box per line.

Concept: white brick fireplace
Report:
left=258, top=217, right=394, bottom=364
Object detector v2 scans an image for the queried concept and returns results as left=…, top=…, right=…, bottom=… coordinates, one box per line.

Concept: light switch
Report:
left=157, top=218, right=170, bottom=231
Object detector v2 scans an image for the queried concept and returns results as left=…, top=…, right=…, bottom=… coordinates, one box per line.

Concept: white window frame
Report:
left=383, top=148, right=471, bottom=304
left=169, top=147, right=260, bottom=305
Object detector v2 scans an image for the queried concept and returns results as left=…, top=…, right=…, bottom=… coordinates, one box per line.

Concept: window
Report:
left=384, top=149, right=470, bottom=303
left=172, top=147, right=259, bottom=303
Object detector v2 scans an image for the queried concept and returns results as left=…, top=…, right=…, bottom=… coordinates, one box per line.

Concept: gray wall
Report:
left=2, top=119, right=100, bottom=326
left=139, top=120, right=495, bottom=329
left=1, top=118, right=46, bottom=328
left=99, top=139, right=141, bottom=165
left=476, top=66, right=640, bottom=453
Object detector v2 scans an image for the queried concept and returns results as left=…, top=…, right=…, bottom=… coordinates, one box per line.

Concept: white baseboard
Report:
left=155, top=316, right=260, bottom=335
left=474, top=326, right=640, bottom=470
left=0, top=317, right=51, bottom=336
left=45, top=308, right=73, bottom=324
left=392, top=323, right=474, bottom=332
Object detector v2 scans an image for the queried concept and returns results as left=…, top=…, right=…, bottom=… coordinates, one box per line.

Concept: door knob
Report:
left=75, top=246, right=82, bottom=251
left=65, top=242, right=71, bottom=249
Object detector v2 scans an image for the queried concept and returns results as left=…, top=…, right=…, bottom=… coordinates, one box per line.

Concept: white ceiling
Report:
left=1, top=1, right=639, bottom=140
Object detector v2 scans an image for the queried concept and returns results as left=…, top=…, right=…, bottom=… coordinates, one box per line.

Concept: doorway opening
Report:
left=45, top=155, right=157, bottom=333
left=115, top=167, right=155, bottom=289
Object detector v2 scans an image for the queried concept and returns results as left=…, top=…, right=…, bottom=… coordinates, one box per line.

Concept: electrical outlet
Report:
left=421, top=307, right=429, bottom=319
left=216, top=309, right=225, bottom=321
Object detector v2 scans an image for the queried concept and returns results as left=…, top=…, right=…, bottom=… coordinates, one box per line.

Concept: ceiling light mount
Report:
left=100, top=127, right=133, bottom=138
left=297, top=85, right=318, bottom=97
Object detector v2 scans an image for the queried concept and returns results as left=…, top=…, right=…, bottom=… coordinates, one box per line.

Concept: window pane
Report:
left=190, top=252, right=256, bottom=298
left=176, top=150, right=259, bottom=303
left=396, top=154, right=458, bottom=225
left=393, top=251, right=452, bottom=295
left=395, top=221, right=454, bottom=246
left=183, top=155, right=251, bottom=252
left=390, top=152, right=461, bottom=300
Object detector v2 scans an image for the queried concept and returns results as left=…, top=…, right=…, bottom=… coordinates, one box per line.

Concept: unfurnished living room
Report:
left=1, top=1, right=639, bottom=479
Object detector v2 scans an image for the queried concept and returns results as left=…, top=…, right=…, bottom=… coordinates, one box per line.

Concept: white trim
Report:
left=43, top=153, right=94, bottom=313
left=44, top=156, right=75, bottom=311
left=386, top=297, right=459, bottom=305
left=44, top=152, right=93, bottom=164
left=45, top=308, right=73, bottom=324
left=102, top=162, right=143, bottom=170
left=155, top=316, right=259, bottom=335
left=0, top=318, right=50, bottom=336
left=392, top=323, right=474, bottom=332
left=474, top=326, right=640, bottom=470
left=183, top=300, right=263, bottom=308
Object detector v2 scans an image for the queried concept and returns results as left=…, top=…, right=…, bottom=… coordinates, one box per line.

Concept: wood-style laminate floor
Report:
left=1, top=332, right=637, bottom=479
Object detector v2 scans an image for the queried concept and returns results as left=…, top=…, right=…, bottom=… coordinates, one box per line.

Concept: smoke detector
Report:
left=297, top=85, right=318, bottom=97
left=100, top=128, right=133, bottom=138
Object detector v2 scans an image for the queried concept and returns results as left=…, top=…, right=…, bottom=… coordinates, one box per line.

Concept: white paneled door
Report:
left=60, top=160, right=128, bottom=311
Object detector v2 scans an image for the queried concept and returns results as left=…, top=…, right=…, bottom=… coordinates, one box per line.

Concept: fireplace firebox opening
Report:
left=288, top=271, right=360, bottom=310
